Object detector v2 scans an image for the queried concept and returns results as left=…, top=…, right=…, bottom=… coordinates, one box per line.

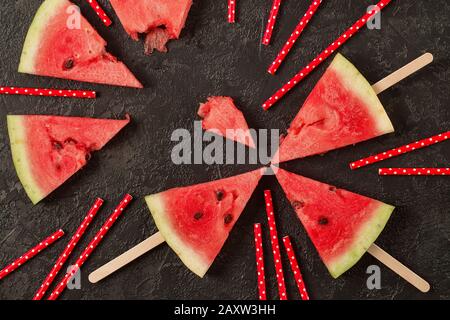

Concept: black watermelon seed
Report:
left=292, top=200, right=305, bottom=209
left=216, top=190, right=224, bottom=201
left=52, top=141, right=63, bottom=150
left=224, top=214, right=233, bottom=225
left=318, top=217, right=329, bottom=225
left=63, top=59, right=74, bottom=70
left=194, top=212, right=203, bottom=220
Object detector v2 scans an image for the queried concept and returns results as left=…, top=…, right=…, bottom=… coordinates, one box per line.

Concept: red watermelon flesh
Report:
left=18, top=0, right=142, bottom=88
left=274, top=53, right=394, bottom=163
left=110, top=0, right=193, bottom=54
left=198, top=97, right=256, bottom=148
left=145, top=168, right=264, bottom=277
left=274, top=167, right=394, bottom=278
left=7, top=115, right=130, bottom=204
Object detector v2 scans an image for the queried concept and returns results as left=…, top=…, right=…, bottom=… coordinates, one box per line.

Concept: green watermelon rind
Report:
left=327, top=203, right=395, bottom=278
left=145, top=194, right=210, bottom=278
left=7, top=116, right=45, bottom=204
left=331, top=53, right=395, bottom=135
left=18, top=0, right=63, bottom=74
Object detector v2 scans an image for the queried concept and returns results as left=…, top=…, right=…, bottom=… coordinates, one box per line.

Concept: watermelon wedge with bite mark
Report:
left=198, top=96, right=256, bottom=148
left=274, top=167, right=395, bottom=278
left=110, top=0, right=193, bottom=55
left=19, top=0, right=142, bottom=88
left=274, top=53, right=394, bottom=163
left=7, top=115, right=130, bottom=204
left=145, top=168, right=264, bottom=277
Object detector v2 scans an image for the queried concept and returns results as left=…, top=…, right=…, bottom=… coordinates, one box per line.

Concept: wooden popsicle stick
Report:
left=368, top=243, right=430, bottom=293
left=372, top=53, right=433, bottom=95
left=88, top=232, right=165, bottom=283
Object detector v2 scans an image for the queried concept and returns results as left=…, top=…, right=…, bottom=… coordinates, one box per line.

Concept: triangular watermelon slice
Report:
left=7, top=114, right=130, bottom=204
left=274, top=53, right=394, bottom=163
left=198, top=96, right=256, bottom=148
left=18, top=0, right=142, bottom=88
left=145, top=168, right=264, bottom=277
left=274, top=167, right=395, bottom=278
left=110, top=0, right=193, bottom=55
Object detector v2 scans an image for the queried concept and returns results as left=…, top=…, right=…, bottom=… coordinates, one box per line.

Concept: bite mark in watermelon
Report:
left=274, top=167, right=395, bottom=278
left=274, top=53, right=394, bottom=163
left=19, top=0, right=142, bottom=88
left=198, top=97, right=256, bottom=148
left=109, top=0, right=193, bottom=55
left=7, top=114, right=130, bottom=204
left=145, top=168, right=264, bottom=277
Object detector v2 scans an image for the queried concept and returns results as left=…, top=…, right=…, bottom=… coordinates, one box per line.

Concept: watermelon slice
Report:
left=274, top=167, right=395, bottom=278
left=109, top=0, right=193, bottom=55
left=7, top=114, right=130, bottom=204
left=19, top=0, right=142, bottom=88
left=145, top=168, right=264, bottom=277
left=198, top=96, right=256, bottom=148
left=274, top=53, right=394, bottom=163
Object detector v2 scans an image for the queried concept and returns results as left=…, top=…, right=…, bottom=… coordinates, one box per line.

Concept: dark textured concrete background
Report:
left=0, top=0, right=449, bottom=300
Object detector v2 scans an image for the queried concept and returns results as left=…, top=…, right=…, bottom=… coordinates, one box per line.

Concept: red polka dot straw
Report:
left=48, top=194, right=133, bottom=300
left=0, top=86, right=96, bottom=98
left=33, top=198, right=104, bottom=300
left=228, top=0, right=236, bottom=23
left=262, top=0, right=393, bottom=110
left=262, top=0, right=283, bottom=46
left=86, top=0, right=112, bottom=26
left=254, top=223, right=267, bottom=300
left=379, top=168, right=450, bottom=176
left=350, top=131, right=450, bottom=170
left=282, top=236, right=310, bottom=300
left=264, top=190, right=288, bottom=300
left=268, top=0, right=323, bottom=75
left=0, top=229, right=65, bottom=281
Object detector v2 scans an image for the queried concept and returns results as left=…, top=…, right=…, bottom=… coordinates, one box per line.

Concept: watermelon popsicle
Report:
left=273, top=53, right=434, bottom=164
left=109, top=0, right=193, bottom=55
left=274, top=167, right=430, bottom=292
left=89, top=169, right=265, bottom=282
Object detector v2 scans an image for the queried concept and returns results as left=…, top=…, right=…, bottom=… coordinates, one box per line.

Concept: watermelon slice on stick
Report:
left=88, top=168, right=264, bottom=282
left=274, top=53, right=434, bottom=164
left=109, top=0, right=193, bottom=55
left=7, top=114, right=130, bottom=204
left=198, top=96, right=256, bottom=148
left=274, top=167, right=430, bottom=292
left=19, top=0, right=142, bottom=88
